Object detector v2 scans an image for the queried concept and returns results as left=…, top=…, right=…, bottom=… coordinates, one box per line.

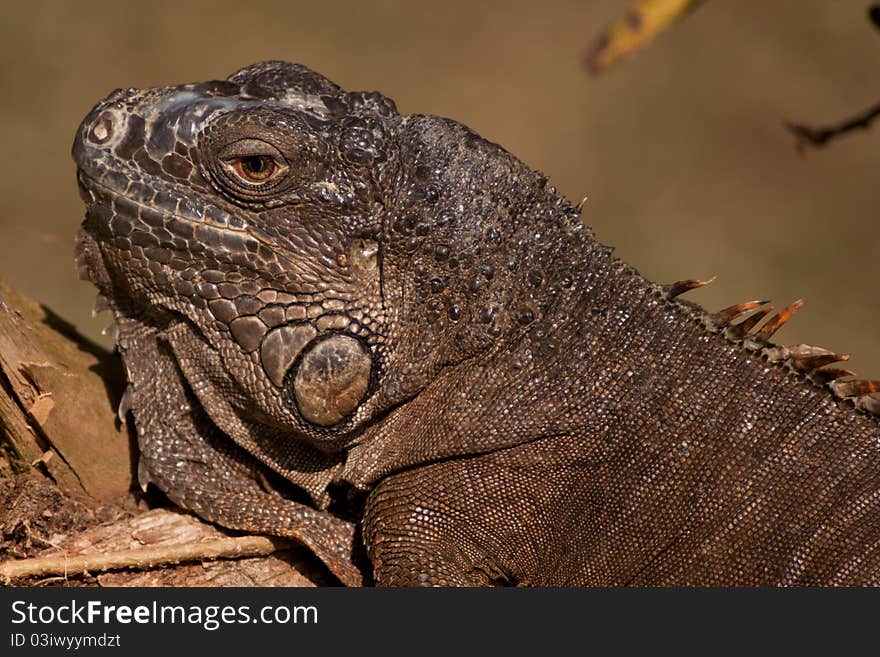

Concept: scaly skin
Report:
left=73, top=62, right=880, bottom=586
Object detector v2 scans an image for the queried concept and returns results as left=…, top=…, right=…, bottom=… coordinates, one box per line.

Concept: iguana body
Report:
left=72, top=62, right=880, bottom=586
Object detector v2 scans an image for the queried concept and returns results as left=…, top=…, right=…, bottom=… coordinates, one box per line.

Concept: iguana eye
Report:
left=231, top=155, right=278, bottom=183
left=215, top=139, right=288, bottom=193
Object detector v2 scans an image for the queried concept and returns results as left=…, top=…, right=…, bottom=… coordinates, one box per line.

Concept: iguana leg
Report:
left=362, top=449, right=555, bottom=586
left=361, top=433, right=682, bottom=587
left=123, top=327, right=363, bottom=586
left=363, top=469, right=508, bottom=586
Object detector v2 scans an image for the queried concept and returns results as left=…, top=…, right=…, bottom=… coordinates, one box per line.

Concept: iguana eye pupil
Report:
left=245, top=156, right=267, bottom=174
left=234, top=155, right=276, bottom=182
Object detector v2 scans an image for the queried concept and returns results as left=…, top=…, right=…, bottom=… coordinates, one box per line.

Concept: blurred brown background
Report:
left=1, top=1, right=877, bottom=373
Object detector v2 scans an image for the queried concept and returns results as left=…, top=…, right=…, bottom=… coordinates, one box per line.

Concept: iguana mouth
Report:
left=77, top=168, right=244, bottom=239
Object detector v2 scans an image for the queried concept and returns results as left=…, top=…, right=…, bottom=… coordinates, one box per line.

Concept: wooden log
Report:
left=0, top=508, right=324, bottom=587
left=0, top=276, right=132, bottom=500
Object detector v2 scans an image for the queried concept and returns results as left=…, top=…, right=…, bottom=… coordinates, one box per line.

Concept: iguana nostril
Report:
left=89, top=112, right=115, bottom=144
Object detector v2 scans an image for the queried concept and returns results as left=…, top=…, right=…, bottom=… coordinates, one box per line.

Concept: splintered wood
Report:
left=0, top=276, right=131, bottom=500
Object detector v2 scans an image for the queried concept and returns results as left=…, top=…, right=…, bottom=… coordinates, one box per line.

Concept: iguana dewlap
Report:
left=73, top=61, right=880, bottom=586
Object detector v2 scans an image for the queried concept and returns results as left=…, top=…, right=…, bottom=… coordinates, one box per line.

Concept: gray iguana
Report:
left=72, top=61, right=880, bottom=586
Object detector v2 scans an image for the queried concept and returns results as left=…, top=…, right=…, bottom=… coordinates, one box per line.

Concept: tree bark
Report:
left=0, top=276, right=132, bottom=500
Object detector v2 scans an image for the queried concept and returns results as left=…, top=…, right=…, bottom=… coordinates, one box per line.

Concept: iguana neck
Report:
left=343, top=216, right=880, bottom=489
left=366, top=113, right=603, bottom=413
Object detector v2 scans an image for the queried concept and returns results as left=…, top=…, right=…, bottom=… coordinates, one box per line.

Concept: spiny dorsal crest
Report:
left=665, top=275, right=880, bottom=419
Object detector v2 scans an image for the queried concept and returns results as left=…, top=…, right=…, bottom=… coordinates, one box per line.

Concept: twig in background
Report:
left=785, top=102, right=880, bottom=152
left=784, top=4, right=880, bottom=151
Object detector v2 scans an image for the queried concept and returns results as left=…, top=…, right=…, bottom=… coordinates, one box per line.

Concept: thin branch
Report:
left=785, top=101, right=880, bottom=151
left=0, top=534, right=293, bottom=583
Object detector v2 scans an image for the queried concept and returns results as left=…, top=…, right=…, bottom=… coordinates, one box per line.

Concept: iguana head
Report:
left=74, top=61, right=585, bottom=455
